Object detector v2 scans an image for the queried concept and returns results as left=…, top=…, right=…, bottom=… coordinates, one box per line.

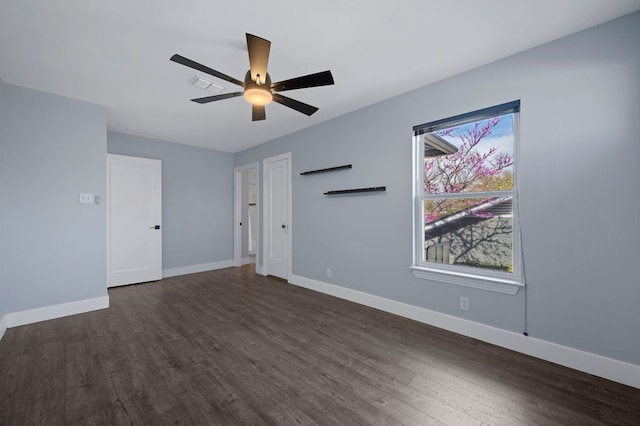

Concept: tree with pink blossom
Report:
left=423, top=117, right=513, bottom=223
left=422, top=116, right=515, bottom=270
left=424, top=117, right=513, bottom=196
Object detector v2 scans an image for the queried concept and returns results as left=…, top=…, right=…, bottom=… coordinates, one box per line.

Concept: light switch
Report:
left=79, top=193, right=94, bottom=204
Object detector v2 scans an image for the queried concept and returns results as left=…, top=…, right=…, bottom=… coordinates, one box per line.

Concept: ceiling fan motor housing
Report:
left=243, top=71, right=273, bottom=105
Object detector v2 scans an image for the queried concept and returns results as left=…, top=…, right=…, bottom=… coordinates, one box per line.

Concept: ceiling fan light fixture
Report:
left=244, top=86, right=272, bottom=106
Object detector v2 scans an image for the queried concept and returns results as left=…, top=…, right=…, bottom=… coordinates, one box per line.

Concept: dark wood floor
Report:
left=1, top=266, right=639, bottom=425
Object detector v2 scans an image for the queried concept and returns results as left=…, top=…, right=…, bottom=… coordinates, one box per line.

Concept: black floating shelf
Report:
left=324, top=186, right=386, bottom=195
left=300, top=164, right=352, bottom=175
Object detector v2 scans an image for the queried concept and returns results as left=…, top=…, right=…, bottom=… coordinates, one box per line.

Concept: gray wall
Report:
left=235, top=12, right=640, bottom=365
left=108, top=132, right=234, bottom=270
left=0, top=84, right=108, bottom=313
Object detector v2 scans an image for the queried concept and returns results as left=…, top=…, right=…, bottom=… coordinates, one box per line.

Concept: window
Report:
left=412, top=101, right=523, bottom=294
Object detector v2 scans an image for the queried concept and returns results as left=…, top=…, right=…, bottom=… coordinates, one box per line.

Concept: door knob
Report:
left=150, top=225, right=161, bottom=229
left=281, top=224, right=286, bottom=229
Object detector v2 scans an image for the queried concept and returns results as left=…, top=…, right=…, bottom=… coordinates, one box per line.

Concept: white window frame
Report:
left=411, top=102, right=524, bottom=295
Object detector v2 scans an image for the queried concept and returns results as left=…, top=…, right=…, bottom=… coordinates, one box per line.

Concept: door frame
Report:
left=233, top=162, right=259, bottom=269
left=262, top=153, right=292, bottom=279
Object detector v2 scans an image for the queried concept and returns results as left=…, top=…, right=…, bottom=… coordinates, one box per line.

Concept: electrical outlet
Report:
left=326, top=268, right=332, bottom=278
left=460, top=297, right=469, bottom=311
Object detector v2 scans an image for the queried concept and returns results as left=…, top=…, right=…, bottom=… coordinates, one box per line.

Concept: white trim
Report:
left=2, top=296, right=109, bottom=330
left=240, top=257, right=255, bottom=266
left=288, top=273, right=640, bottom=390
left=162, top=260, right=234, bottom=278
left=255, top=265, right=266, bottom=276
left=411, top=266, right=523, bottom=295
left=0, top=315, right=7, bottom=341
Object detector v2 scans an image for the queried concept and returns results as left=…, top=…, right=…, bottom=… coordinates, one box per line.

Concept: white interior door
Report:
left=107, top=154, right=162, bottom=287
left=263, top=154, right=290, bottom=279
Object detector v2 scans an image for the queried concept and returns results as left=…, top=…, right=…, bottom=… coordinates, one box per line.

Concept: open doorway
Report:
left=247, top=168, right=258, bottom=261
left=234, top=163, right=259, bottom=271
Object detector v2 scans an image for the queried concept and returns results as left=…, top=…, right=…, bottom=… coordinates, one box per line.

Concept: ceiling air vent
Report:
left=190, top=75, right=224, bottom=94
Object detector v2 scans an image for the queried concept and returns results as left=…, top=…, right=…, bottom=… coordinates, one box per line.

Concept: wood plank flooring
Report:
left=1, top=265, right=639, bottom=425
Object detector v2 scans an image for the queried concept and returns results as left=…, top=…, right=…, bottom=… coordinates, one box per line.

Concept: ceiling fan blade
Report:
left=272, top=93, right=319, bottom=116
left=246, top=33, right=271, bottom=84
left=252, top=105, right=266, bottom=121
left=191, top=92, right=243, bottom=104
left=171, top=54, right=244, bottom=87
left=271, top=70, right=334, bottom=93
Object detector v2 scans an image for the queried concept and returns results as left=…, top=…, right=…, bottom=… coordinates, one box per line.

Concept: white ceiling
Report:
left=1, top=1, right=639, bottom=153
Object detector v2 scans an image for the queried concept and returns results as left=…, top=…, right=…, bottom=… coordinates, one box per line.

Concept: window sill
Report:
left=410, top=266, right=524, bottom=295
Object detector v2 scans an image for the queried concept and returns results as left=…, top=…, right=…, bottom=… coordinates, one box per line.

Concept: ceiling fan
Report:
left=171, top=33, right=335, bottom=121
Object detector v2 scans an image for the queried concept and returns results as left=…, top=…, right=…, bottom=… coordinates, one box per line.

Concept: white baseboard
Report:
left=162, top=260, right=234, bottom=278
left=0, top=315, right=7, bottom=341
left=1, top=296, right=110, bottom=336
left=240, top=257, right=255, bottom=266
left=256, top=265, right=266, bottom=276
left=288, top=274, right=640, bottom=390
